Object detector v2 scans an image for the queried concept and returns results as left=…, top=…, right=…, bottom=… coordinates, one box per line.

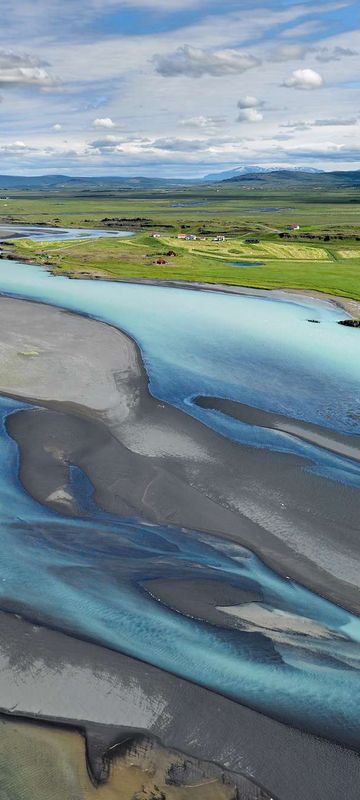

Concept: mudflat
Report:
left=1, top=295, right=360, bottom=616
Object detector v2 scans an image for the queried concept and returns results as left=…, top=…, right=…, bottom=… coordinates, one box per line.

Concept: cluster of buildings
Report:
left=176, top=233, right=226, bottom=242
left=152, top=233, right=227, bottom=243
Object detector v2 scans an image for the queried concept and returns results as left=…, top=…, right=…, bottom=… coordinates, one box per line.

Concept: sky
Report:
left=0, top=0, right=359, bottom=176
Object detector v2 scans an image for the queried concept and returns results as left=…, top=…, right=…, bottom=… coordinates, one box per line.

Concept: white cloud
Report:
left=152, top=44, right=260, bottom=78
left=237, top=108, right=263, bottom=122
left=179, top=115, right=225, bottom=128
left=0, top=50, right=57, bottom=88
left=151, top=137, right=208, bottom=152
left=283, top=68, right=323, bottom=90
left=53, top=123, right=62, bottom=131
left=93, top=117, right=115, bottom=128
left=90, top=134, right=125, bottom=151
left=237, top=95, right=262, bottom=109
left=237, top=96, right=263, bottom=122
left=0, top=140, right=30, bottom=154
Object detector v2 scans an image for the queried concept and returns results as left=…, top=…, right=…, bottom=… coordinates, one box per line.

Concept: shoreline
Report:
left=1, top=295, right=360, bottom=618
left=0, top=610, right=359, bottom=800
left=1, top=245, right=358, bottom=319
left=1, top=268, right=360, bottom=795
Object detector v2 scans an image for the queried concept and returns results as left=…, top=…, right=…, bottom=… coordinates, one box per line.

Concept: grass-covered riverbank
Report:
left=5, top=229, right=360, bottom=304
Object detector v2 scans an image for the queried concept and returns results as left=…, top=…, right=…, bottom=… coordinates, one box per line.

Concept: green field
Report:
left=1, top=183, right=360, bottom=303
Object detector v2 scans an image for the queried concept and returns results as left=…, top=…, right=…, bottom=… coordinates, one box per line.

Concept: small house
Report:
left=166, top=250, right=176, bottom=257
left=177, top=233, right=187, bottom=239
left=152, top=233, right=161, bottom=238
left=185, top=234, right=197, bottom=241
left=155, top=258, right=167, bottom=265
left=213, top=235, right=226, bottom=242
left=288, top=224, right=300, bottom=231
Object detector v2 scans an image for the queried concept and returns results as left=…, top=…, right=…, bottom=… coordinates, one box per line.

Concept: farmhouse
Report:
left=288, top=224, right=300, bottom=231
left=152, top=233, right=161, bottom=238
left=155, top=258, right=167, bottom=265
left=213, top=235, right=226, bottom=242
left=177, top=233, right=187, bottom=239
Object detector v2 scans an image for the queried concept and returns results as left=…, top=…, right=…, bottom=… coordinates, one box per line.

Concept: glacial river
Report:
left=1, top=226, right=360, bottom=750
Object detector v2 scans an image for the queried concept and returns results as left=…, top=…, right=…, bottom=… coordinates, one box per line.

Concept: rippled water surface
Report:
left=0, top=226, right=360, bottom=749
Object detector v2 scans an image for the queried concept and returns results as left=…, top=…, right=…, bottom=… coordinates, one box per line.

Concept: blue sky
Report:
left=0, top=0, right=359, bottom=175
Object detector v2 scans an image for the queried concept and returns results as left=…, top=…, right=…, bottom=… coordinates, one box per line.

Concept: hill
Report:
left=222, top=169, right=360, bottom=188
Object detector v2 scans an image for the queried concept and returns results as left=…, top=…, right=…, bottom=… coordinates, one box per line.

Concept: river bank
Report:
left=2, top=295, right=360, bottom=618
left=1, top=230, right=360, bottom=799
left=0, top=610, right=359, bottom=800
left=2, top=243, right=358, bottom=320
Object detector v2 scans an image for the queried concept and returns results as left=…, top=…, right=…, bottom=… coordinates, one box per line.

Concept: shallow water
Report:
left=225, top=261, right=265, bottom=267
left=0, top=254, right=359, bottom=484
left=1, top=396, right=360, bottom=749
left=0, top=226, right=360, bottom=749
left=0, top=224, right=133, bottom=242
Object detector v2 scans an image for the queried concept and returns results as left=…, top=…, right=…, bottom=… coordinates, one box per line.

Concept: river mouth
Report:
left=0, top=224, right=360, bottom=798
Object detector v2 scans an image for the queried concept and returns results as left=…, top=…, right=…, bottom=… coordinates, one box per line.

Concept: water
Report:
left=0, top=256, right=359, bottom=484
left=0, top=224, right=133, bottom=242
left=0, top=226, right=360, bottom=748
left=225, top=261, right=265, bottom=267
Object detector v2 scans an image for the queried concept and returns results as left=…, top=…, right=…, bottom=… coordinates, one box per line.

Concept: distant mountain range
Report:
left=0, top=174, right=193, bottom=189
left=221, top=169, right=360, bottom=187
left=202, top=165, right=324, bottom=182
left=0, top=168, right=359, bottom=190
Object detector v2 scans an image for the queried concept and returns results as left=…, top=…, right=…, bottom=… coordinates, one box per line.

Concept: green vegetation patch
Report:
left=6, top=230, right=360, bottom=302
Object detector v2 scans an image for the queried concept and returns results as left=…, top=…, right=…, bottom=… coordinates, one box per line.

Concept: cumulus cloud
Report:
left=238, top=108, right=263, bottom=122
left=89, top=133, right=243, bottom=158
left=150, top=137, right=207, bottom=152
left=283, top=68, right=323, bottom=90
left=237, top=96, right=263, bottom=122
left=53, top=123, right=62, bottom=131
left=0, top=140, right=32, bottom=154
left=237, top=95, right=261, bottom=109
left=179, top=115, right=225, bottom=128
left=90, top=134, right=124, bottom=151
left=0, top=50, right=57, bottom=88
left=152, top=45, right=260, bottom=78
left=93, top=117, right=115, bottom=128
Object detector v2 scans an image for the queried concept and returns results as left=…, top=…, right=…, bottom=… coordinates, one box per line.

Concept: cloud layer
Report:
left=0, top=50, right=57, bottom=88
left=153, top=45, right=260, bottom=78
left=0, top=0, right=358, bottom=175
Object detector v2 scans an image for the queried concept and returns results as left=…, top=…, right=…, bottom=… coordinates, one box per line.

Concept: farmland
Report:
left=1, top=182, right=360, bottom=303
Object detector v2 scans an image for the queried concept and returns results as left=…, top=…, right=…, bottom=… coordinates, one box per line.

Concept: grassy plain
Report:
left=1, top=183, right=360, bottom=302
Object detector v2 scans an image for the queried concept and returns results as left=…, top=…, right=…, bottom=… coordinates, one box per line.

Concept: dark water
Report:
left=225, top=261, right=265, bottom=267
